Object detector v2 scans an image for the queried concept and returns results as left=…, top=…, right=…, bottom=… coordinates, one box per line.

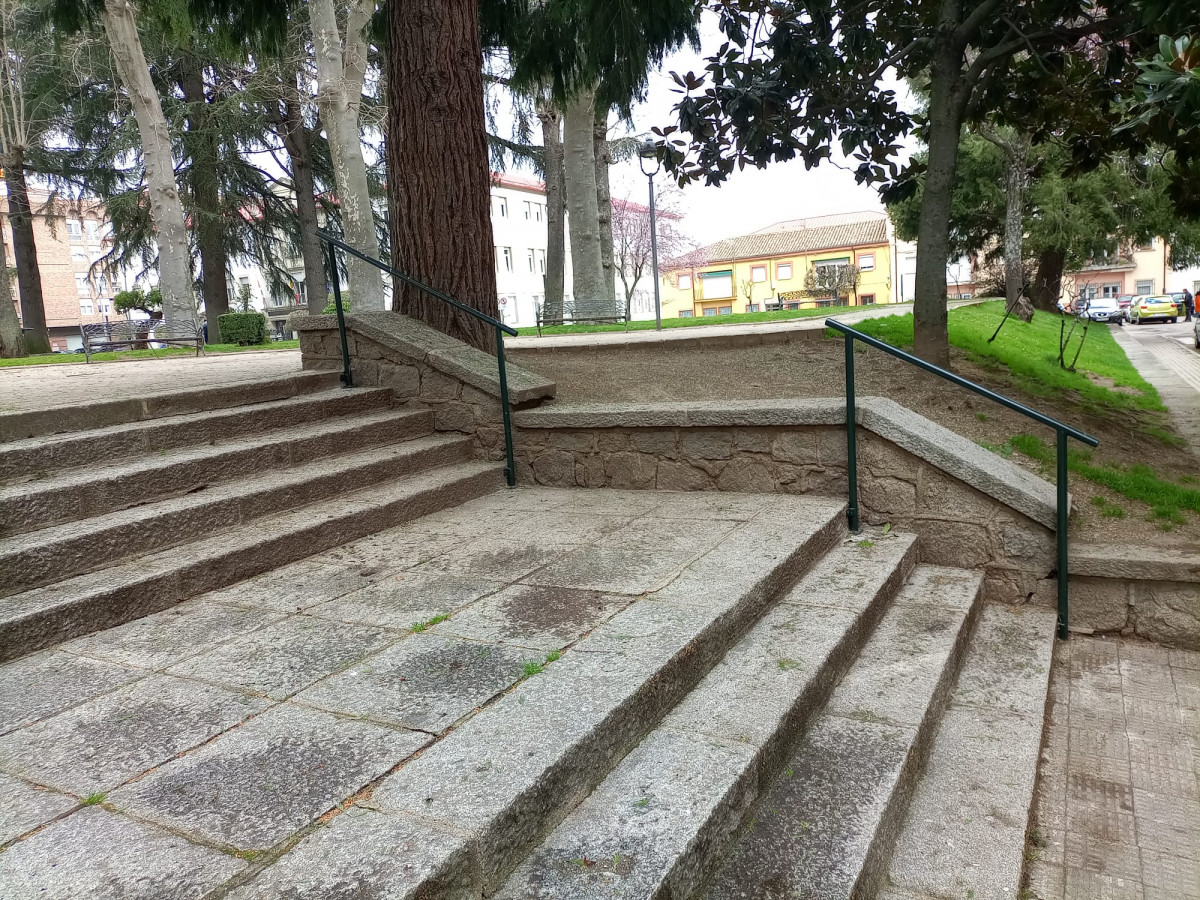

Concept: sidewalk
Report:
left=1112, top=322, right=1200, bottom=466
left=506, top=298, right=986, bottom=353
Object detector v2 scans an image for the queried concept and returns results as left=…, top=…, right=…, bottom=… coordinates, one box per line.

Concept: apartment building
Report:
left=490, top=172, right=574, bottom=328
left=659, top=212, right=897, bottom=317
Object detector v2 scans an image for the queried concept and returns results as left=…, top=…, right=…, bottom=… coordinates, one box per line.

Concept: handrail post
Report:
left=495, top=327, right=517, bottom=488
left=844, top=333, right=860, bottom=533
left=326, top=242, right=354, bottom=388
left=1056, top=427, right=1069, bottom=639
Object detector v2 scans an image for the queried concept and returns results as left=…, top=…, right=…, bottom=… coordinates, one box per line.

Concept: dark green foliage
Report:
left=216, top=311, right=268, bottom=345
left=113, top=287, right=162, bottom=316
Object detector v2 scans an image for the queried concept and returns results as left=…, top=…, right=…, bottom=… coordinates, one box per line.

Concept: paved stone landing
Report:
left=0, top=487, right=794, bottom=899
left=1026, top=636, right=1200, bottom=900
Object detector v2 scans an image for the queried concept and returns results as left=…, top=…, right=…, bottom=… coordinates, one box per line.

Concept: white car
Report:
left=1078, top=296, right=1124, bottom=324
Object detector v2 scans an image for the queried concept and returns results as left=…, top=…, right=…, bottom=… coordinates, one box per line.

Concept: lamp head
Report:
left=638, top=139, right=661, bottom=176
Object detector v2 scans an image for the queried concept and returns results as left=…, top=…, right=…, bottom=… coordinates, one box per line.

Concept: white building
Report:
left=489, top=172, right=574, bottom=328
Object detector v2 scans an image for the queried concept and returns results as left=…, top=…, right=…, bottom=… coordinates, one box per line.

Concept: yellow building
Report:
left=661, top=212, right=896, bottom=318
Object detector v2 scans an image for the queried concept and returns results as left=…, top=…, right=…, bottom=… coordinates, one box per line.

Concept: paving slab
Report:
left=108, top=703, right=428, bottom=851
left=0, top=773, right=76, bottom=845
left=0, top=650, right=142, bottom=735
left=411, top=539, right=567, bottom=581
left=58, top=598, right=286, bottom=670
left=309, top=572, right=502, bottom=630
left=0, top=806, right=244, bottom=899
left=167, top=614, right=392, bottom=699
left=523, top=545, right=705, bottom=594
left=206, top=558, right=391, bottom=611
left=0, top=674, right=269, bottom=796
left=295, top=633, right=529, bottom=732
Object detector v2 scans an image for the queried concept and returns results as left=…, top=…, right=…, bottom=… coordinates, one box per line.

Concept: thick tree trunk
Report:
left=912, top=62, right=964, bottom=367
left=3, top=153, right=48, bottom=353
left=102, top=0, right=195, bottom=327
left=1031, top=249, right=1066, bottom=312
left=284, top=75, right=329, bottom=317
left=538, top=100, right=565, bottom=326
left=563, top=85, right=605, bottom=314
left=311, top=0, right=384, bottom=311
left=389, top=0, right=498, bottom=350
left=0, top=221, right=25, bottom=357
left=179, top=57, right=230, bottom=343
left=594, top=103, right=615, bottom=304
left=1002, top=136, right=1028, bottom=315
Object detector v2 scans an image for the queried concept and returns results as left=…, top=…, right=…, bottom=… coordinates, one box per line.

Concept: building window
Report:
left=97, top=275, right=109, bottom=295
left=535, top=204, right=543, bottom=223
left=497, top=247, right=513, bottom=272
left=679, top=310, right=693, bottom=318
left=746, top=303, right=759, bottom=312
left=699, top=270, right=733, bottom=300
left=1137, top=239, right=1154, bottom=251
left=815, top=257, right=851, bottom=276
left=750, top=265, right=767, bottom=283
left=66, top=219, right=83, bottom=241
left=815, top=299, right=833, bottom=308
left=719, top=306, right=732, bottom=315
left=71, top=250, right=88, bottom=266
left=1101, top=283, right=1120, bottom=297
left=79, top=298, right=94, bottom=315
left=1135, top=279, right=1154, bottom=295
left=858, top=254, right=875, bottom=271
left=678, top=273, right=692, bottom=290
left=776, top=262, right=793, bottom=280
left=523, top=201, right=532, bottom=220
left=85, top=220, right=100, bottom=241
left=703, top=307, right=718, bottom=316
left=98, top=297, right=112, bottom=314
left=75, top=273, right=90, bottom=296
left=495, top=197, right=508, bottom=218
left=786, top=302, right=800, bottom=310
left=537, top=250, right=546, bottom=274
left=527, top=249, right=536, bottom=273
left=860, top=294, right=876, bottom=305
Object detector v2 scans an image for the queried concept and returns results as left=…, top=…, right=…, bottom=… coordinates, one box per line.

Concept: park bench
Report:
left=535, top=298, right=628, bottom=335
left=80, top=318, right=203, bottom=362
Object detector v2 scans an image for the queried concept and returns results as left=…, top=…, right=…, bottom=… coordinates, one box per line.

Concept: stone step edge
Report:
left=0, top=370, right=338, bottom=443
left=702, top=567, right=985, bottom=900
left=0, top=387, right=395, bottom=483
left=493, top=534, right=921, bottom=900
left=0, top=407, right=435, bottom=538
left=0, top=461, right=503, bottom=664
left=0, top=434, right=474, bottom=598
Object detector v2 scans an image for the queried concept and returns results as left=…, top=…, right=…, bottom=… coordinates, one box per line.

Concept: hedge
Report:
left=217, top=312, right=269, bottom=345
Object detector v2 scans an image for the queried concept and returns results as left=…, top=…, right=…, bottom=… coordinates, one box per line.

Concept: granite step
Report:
left=0, top=433, right=473, bottom=597
left=215, top=495, right=849, bottom=899
left=0, top=370, right=338, bottom=442
left=876, top=603, right=1057, bottom=900
left=0, top=406, right=434, bottom=537
left=699, top=565, right=984, bottom=900
left=0, top=460, right=502, bottom=663
left=0, top=386, right=394, bottom=485
left=493, top=531, right=920, bottom=900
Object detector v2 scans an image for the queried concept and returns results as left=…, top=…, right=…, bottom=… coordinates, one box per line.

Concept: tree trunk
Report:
left=389, top=0, right=498, bottom=350
left=284, top=73, right=329, bottom=317
left=102, top=0, right=195, bottom=327
left=1031, top=249, right=1066, bottom=312
left=563, top=85, right=605, bottom=313
left=311, top=0, right=384, bottom=311
left=0, top=219, right=25, bottom=358
left=3, top=153, right=48, bottom=353
left=538, top=100, right=565, bottom=326
left=991, top=130, right=1034, bottom=323
left=178, top=56, right=230, bottom=343
left=912, top=59, right=964, bottom=367
left=594, top=102, right=615, bottom=304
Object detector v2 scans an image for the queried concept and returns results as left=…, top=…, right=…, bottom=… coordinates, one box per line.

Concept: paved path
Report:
left=506, top=298, right=986, bottom=351
left=1113, top=322, right=1200, bottom=465
left=0, top=351, right=303, bottom=415
left=1026, top=636, right=1200, bottom=899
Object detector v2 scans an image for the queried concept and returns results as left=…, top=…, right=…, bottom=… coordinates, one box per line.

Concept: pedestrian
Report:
left=1184, top=288, right=1195, bottom=323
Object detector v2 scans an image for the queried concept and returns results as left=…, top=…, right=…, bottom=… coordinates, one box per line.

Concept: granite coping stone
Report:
left=1068, top=544, right=1200, bottom=583
left=297, top=312, right=556, bottom=404
left=515, top=396, right=1062, bottom=529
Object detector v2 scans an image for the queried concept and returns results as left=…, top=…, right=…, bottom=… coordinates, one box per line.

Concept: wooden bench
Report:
left=80, top=318, right=203, bottom=362
left=535, top=299, right=628, bottom=335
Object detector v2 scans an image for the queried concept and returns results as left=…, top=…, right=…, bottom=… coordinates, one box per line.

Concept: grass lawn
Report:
left=515, top=302, right=888, bottom=336
left=846, top=300, right=1164, bottom=415
left=0, top=340, right=300, bottom=368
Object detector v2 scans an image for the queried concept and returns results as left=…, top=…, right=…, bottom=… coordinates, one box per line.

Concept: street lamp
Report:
left=638, top=139, right=663, bottom=331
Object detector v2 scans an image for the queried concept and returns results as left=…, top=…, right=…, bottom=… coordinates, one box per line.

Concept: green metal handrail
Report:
left=317, top=230, right=519, bottom=488
left=825, top=318, right=1099, bottom=640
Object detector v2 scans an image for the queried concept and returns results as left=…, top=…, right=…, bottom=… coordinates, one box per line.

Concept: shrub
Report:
left=217, top=312, right=269, bottom=345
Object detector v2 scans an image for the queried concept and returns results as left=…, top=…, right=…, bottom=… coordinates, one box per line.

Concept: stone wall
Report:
left=512, top=421, right=1056, bottom=606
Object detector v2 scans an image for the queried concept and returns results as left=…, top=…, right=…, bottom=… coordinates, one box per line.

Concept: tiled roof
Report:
left=491, top=171, right=546, bottom=193
left=672, top=216, right=888, bottom=268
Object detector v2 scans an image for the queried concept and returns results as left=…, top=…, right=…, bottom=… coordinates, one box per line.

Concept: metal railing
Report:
left=317, top=230, right=519, bottom=488
left=825, top=318, right=1099, bottom=640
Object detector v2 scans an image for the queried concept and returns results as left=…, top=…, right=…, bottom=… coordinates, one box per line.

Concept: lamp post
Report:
left=638, top=139, right=663, bottom=331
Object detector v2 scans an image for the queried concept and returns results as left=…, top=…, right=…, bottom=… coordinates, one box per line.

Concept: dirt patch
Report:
left=511, top=339, right=1200, bottom=552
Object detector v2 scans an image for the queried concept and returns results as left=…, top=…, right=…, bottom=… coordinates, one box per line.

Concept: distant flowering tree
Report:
left=611, top=189, right=692, bottom=316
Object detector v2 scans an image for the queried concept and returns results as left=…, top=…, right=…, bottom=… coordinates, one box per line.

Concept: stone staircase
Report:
left=0, top=372, right=504, bottom=664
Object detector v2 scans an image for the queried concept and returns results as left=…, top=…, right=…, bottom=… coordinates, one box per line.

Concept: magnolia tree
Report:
left=611, top=190, right=691, bottom=316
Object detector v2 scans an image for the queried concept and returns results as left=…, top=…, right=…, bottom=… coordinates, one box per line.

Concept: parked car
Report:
left=1170, top=292, right=1187, bottom=318
left=1116, top=294, right=1135, bottom=318
left=1129, top=294, right=1179, bottom=324
left=1194, top=315, right=1199, bottom=349
left=1078, top=296, right=1124, bottom=324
